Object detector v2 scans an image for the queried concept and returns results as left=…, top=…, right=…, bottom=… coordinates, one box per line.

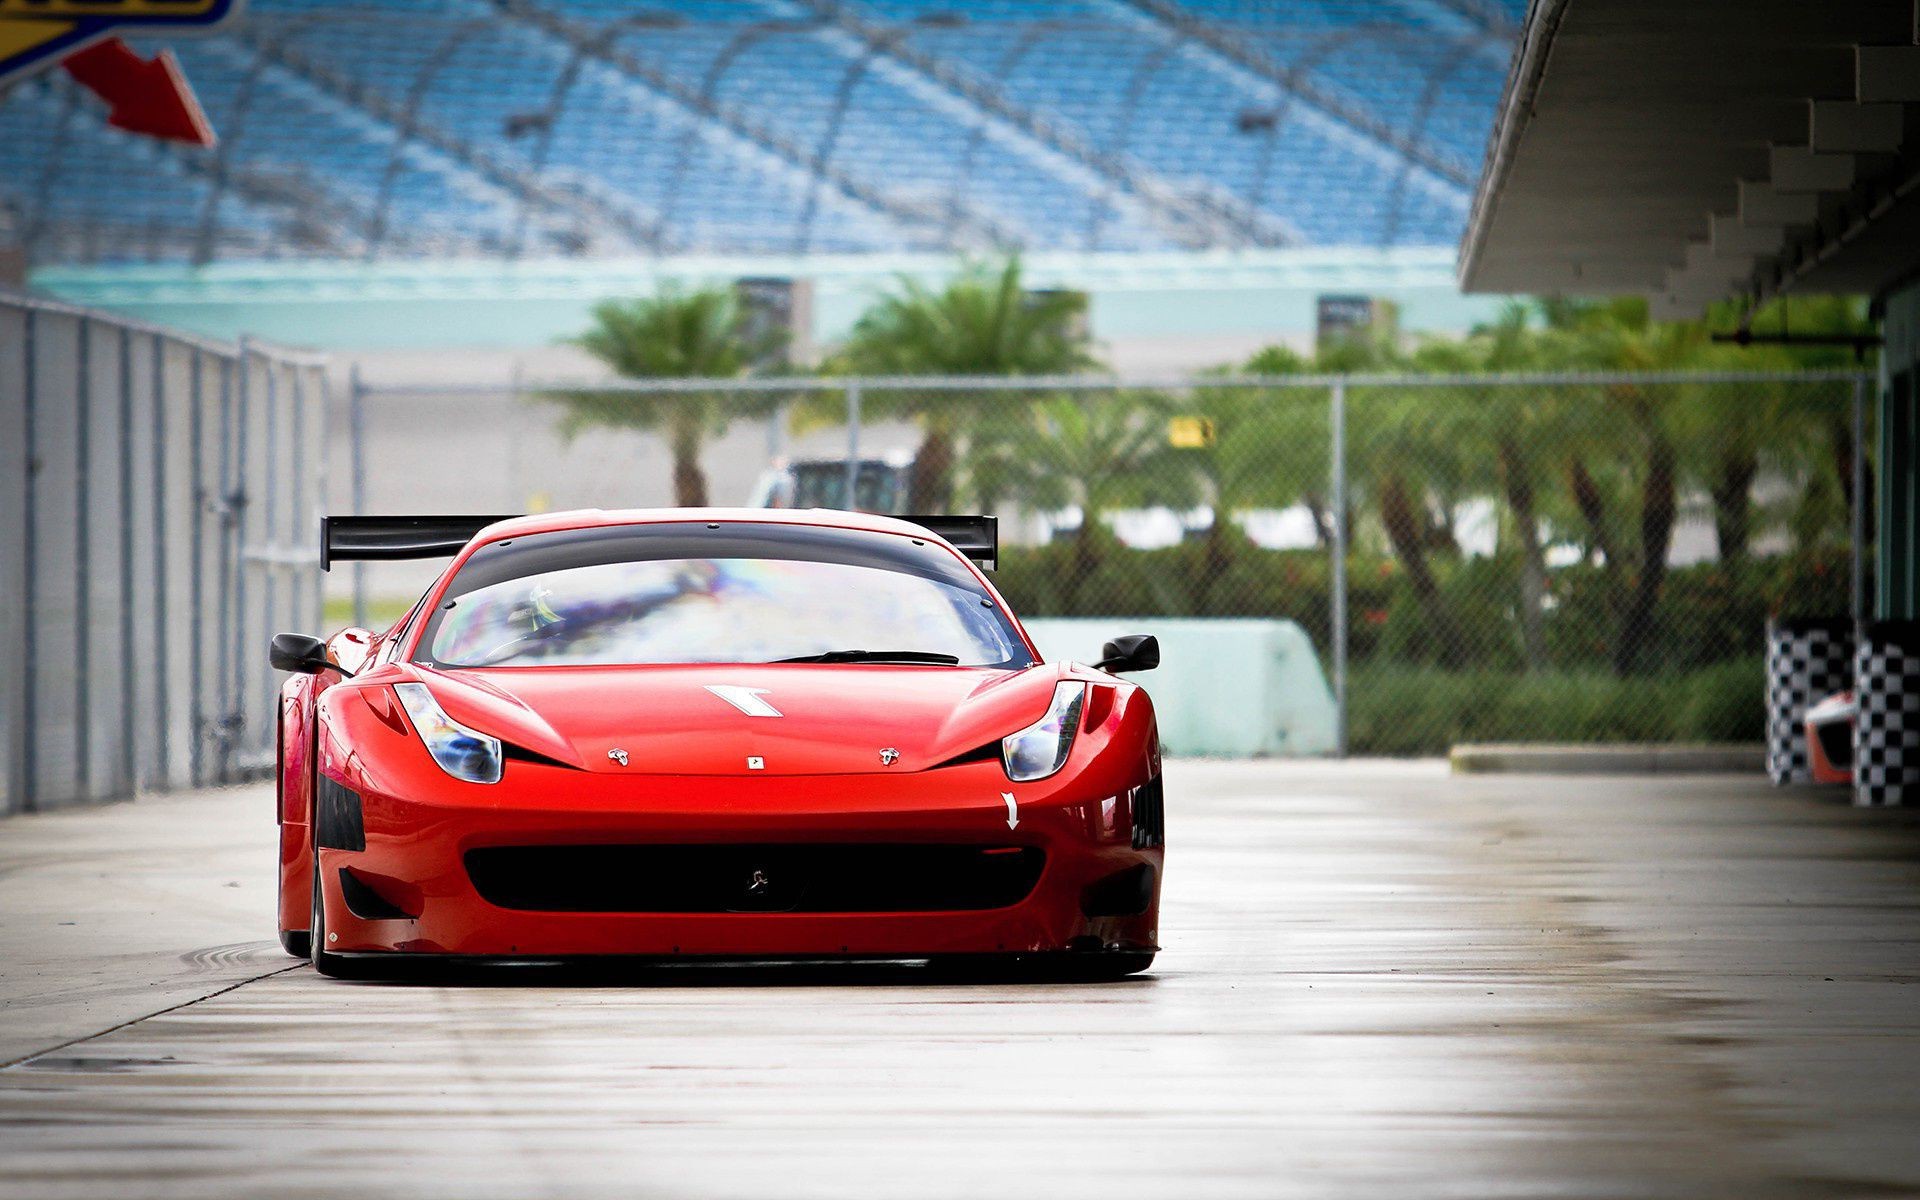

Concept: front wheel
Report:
left=279, top=929, right=310, bottom=958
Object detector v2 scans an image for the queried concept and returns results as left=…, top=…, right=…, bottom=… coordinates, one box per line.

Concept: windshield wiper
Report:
left=771, top=649, right=962, bottom=665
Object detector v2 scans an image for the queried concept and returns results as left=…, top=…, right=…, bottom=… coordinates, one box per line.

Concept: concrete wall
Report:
left=1024, top=618, right=1337, bottom=757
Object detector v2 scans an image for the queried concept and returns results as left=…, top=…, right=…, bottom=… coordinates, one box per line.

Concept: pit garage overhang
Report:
left=1457, top=0, right=1920, bottom=318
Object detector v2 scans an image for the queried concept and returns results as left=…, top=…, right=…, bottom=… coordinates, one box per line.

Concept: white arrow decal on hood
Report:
left=1003, top=792, right=1019, bottom=830
left=705, top=685, right=782, bottom=717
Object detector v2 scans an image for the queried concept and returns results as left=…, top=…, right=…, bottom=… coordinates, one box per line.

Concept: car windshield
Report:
left=418, top=524, right=1029, bottom=670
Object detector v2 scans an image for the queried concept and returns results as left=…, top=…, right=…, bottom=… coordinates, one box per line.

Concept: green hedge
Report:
left=1347, top=661, right=1765, bottom=756
left=994, top=533, right=1850, bottom=673
left=996, top=534, right=1813, bottom=754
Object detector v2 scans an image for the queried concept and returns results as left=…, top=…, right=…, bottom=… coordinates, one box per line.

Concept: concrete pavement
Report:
left=2, top=762, right=1919, bottom=1198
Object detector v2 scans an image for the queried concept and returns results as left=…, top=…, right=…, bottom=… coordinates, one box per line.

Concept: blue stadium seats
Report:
left=0, top=0, right=1521, bottom=264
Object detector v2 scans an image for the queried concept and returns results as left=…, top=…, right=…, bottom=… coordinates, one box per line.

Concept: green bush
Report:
left=997, top=537, right=1845, bottom=677
left=1346, top=662, right=1764, bottom=756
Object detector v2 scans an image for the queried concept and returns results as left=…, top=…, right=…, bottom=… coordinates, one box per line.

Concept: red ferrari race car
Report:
left=271, top=509, right=1165, bottom=980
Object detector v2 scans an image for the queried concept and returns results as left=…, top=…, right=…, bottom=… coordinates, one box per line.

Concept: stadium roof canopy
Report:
left=1458, top=0, right=1920, bottom=317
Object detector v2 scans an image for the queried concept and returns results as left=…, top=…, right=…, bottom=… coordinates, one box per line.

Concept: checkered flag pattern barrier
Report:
left=1766, top=618, right=1854, bottom=785
left=1854, top=622, right=1920, bottom=807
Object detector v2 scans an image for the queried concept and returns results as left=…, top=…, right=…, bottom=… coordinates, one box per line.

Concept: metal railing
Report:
left=0, top=293, right=329, bottom=814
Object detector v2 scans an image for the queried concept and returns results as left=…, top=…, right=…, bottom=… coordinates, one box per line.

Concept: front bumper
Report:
left=316, top=760, right=1162, bottom=959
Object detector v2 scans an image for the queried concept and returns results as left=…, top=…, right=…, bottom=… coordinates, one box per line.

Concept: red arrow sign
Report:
left=62, top=38, right=216, bottom=147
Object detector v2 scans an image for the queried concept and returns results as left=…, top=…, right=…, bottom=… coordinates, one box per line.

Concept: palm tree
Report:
left=543, top=287, right=775, bottom=507
left=1175, top=346, right=1328, bottom=612
left=1230, top=344, right=1332, bottom=542
left=1000, top=391, right=1197, bottom=609
left=831, top=258, right=1100, bottom=510
left=1528, top=297, right=1704, bottom=675
left=1308, top=315, right=1482, bottom=666
left=1409, top=301, right=1606, bottom=670
left=1689, top=295, right=1875, bottom=560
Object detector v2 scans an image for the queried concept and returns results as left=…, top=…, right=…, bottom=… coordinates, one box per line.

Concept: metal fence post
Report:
left=349, top=363, right=367, bottom=628
left=75, top=316, right=92, bottom=799
left=768, top=397, right=788, bottom=462
left=290, top=363, right=307, bottom=639
left=20, top=309, right=38, bottom=813
left=151, top=332, right=169, bottom=789
left=213, top=353, right=234, bottom=782
left=231, top=339, right=253, bottom=774
left=117, top=326, right=136, bottom=797
left=507, top=362, right=523, bottom=513
left=844, top=381, right=861, bottom=510
left=263, top=354, right=279, bottom=744
left=1330, top=378, right=1349, bottom=759
left=188, top=350, right=205, bottom=787
left=315, top=366, right=331, bottom=637
left=1854, top=372, right=1869, bottom=622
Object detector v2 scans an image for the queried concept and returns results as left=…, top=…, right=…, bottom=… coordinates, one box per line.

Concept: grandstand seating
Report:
left=0, top=0, right=1524, bottom=265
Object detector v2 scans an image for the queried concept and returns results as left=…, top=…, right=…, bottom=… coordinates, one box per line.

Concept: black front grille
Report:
left=464, top=843, right=1046, bottom=914
left=315, top=776, right=366, bottom=851
left=1131, top=773, right=1165, bottom=849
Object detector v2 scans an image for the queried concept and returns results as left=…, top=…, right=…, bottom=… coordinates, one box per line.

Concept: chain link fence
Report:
left=0, top=293, right=329, bottom=814
left=346, top=368, right=1871, bottom=757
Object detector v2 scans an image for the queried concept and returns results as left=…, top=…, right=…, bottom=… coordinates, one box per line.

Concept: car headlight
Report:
left=394, top=682, right=503, bottom=784
left=1002, top=682, right=1085, bottom=782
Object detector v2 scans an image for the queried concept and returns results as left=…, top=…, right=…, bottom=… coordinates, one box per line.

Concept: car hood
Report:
left=399, top=662, right=1067, bottom=776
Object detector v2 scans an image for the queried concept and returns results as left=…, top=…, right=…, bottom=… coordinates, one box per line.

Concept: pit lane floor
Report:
left=3, top=762, right=1919, bottom=1199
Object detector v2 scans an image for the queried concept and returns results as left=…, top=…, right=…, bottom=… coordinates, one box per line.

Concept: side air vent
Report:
left=338, top=868, right=415, bottom=920
left=1131, top=773, right=1164, bottom=849
left=315, top=776, right=366, bottom=851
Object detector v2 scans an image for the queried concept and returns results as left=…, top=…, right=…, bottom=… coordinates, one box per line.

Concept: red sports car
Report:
left=272, top=509, right=1164, bottom=980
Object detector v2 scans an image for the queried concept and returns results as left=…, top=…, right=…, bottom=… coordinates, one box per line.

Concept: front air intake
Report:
left=465, top=844, right=1045, bottom=914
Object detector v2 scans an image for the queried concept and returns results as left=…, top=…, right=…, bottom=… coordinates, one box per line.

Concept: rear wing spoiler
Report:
left=320, top=516, right=514, bottom=571
left=320, top=513, right=998, bottom=570
left=900, top=515, right=996, bottom=570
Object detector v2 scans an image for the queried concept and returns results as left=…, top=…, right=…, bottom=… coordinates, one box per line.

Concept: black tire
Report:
left=279, top=929, right=310, bottom=958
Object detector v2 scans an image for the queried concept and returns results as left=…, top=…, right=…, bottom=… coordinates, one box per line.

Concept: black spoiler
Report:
left=320, top=513, right=998, bottom=570
left=898, top=515, right=996, bottom=570
left=320, top=515, right=515, bottom=571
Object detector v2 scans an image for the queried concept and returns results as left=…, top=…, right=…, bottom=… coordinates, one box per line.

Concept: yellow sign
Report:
left=0, top=0, right=239, bottom=87
left=1168, top=416, right=1217, bottom=449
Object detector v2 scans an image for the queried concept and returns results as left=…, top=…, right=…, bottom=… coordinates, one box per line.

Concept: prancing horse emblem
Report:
left=607, top=748, right=628, bottom=767
left=879, top=747, right=899, bottom=766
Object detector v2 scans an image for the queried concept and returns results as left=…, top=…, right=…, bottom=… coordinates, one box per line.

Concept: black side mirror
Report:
left=1095, top=634, right=1159, bottom=674
left=271, top=632, right=344, bottom=676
